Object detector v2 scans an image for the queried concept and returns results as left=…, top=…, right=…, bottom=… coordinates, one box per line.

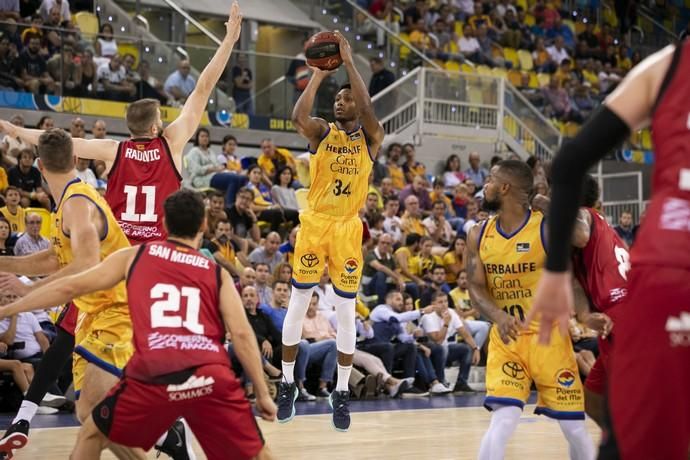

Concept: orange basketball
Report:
left=305, top=31, right=343, bottom=71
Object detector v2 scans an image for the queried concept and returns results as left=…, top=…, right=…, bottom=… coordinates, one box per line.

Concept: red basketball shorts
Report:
left=601, top=265, right=690, bottom=460
left=55, top=302, right=78, bottom=336
left=92, top=363, right=264, bottom=460
left=584, top=336, right=611, bottom=395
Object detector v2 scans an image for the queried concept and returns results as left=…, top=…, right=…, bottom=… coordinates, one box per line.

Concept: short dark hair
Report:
left=431, top=264, right=445, bottom=273
left=384, top=195, right=399, bottom=205
left=339, top=83, right=352, bottom=92
left=38, top=129, right=73, bottom=173
left=194, top=127, right=210, bottom=146
left=580, top=174, right=600, bottom=208
left=431, top=290, right=447, bottom=302
left=215, top=218, right=230, bottom=229
left=222, top=134, right=237, bottom=145
left=385, top=289, right=401, bottom=301
left=272, top=279, right=289, bottom=289
left=126, top=98, right=160, bottom=136
left=496, top=160, right=534, bottom=196
left=209, top=190, right=225, bottom=200
left=490, top=155, right=503, bottom=167
left=36, top=116, right=53, bottom=129
left=405, top=232, right=422, bottom=246
left=432, top=199, right=446, bottom=209
left=254, top=262, right=270, bottom=271
left=369, top=56, right=383, bottom=65
left=236, top=187, right=253, bottom=199
left=164, top=189, right=206, bottom=238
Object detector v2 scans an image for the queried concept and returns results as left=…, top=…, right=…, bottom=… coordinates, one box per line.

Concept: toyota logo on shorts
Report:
left=300, top=253, right=319, bottom=268
left=502, top=361, right=526, bottom=380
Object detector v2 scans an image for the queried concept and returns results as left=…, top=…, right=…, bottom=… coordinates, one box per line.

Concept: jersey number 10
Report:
left=122, top=185, right=158, bottom=223
left=150, top=283, right=205, bottom=334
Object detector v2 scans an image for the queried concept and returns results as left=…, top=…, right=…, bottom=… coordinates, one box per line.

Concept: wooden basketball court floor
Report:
left=2, top=394, right=601, bottom=459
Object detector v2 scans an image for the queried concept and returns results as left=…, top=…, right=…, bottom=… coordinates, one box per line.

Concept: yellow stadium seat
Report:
left=524, top=13, right=535, bottom=26
left=537, top=72, right=551, bottom=87
left=445, top=60, right=461, bottom=72
left=517, top=49, right=533, bottom=71
left=507, top=69, right=523, bottom=87
left=564, top=122, right=580, bottom=138
left=503, top=115, right=518, bottom=137
left=461, top=63, right=476, bottom=73
left=528, top=71, right=539, bottom=88
left=74, top=11, right=99, bottom=37
left=574, top=21, right=587, bottom=35
left=447, top=40, right=459, bottom=54
left=454, top=21, right=464, bottom=37
left=516, top=0, right=528, bottom=12
left=503, top=47, right=519, bottom=69
left=641, top=129, right=653, bottom=150
left=24, top=207, right=51, bottom=238
left=476, top=65, right=492, bottom=76
left=397, top=32, right=411, bottom=60
left=492, top=67, right=507, bottom=79
left=117, top=43, right=140, bottom=67
left=295, top=188, right=309, bottom=211
left=630, top=130, right=642, bottom=148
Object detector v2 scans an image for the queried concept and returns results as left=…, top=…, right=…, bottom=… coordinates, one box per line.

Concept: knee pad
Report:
left=334, top=294, right=356, bottom=355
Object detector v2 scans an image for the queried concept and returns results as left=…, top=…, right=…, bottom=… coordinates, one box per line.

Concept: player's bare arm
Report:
left=465, top=224, right=518, bottom=344
left=334, top=32, right=385, bottom=156
left=0, top=248, right=59, bottom=277
left=0, top=120, right=120, bottom=164
left=218, top=268, right=277, bottom=422
left=164, top=1, right=243, bottom=160
left=291, top=70, right=329, bottom=148
left=0, top=247, right=134, bottom=319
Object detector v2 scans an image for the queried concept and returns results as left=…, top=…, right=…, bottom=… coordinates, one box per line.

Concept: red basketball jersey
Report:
left=572, top=208, right=629, bottom=313
left=105, top=137, right=182, bottom=245
left=634, top=41, right=690, bottom=268
left=125, top=241, right=229, bottom=382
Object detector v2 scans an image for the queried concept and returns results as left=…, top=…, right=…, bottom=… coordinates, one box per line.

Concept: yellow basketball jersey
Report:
left=0, top=206, right=25, bottom=233
left=308, top=123, right=373, bottom=218
left=478, top=210, right=546, bottom=333
left=51, top=178, right=130, bottom=316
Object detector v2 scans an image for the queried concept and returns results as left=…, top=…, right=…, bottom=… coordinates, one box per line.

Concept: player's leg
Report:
left=183, top=365, right=266, bottom=460
left=0, top=325, right=74, bottom=455
left=71, top=415, right=113, bottom=460
left=478, top=329, right=531, bottom=459
left=530, top=330, right=595, bottom=460
left=326, top=215, right=365, bottom=431
left=602, top=266, right=690, bottom=460
left=583, top=340, right=608, bottom=428
left=278, top=213, right=325, bottom=422
left=0, top=361, right=31, bottom=394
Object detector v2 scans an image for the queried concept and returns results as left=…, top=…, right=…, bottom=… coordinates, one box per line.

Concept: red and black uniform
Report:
left=602, top=41, right=690, bottom=460
left=92, top=241, right=263, bottom=460
left=105, top=137, right=182, bottom=245
left=571, top=208, right=629, bottom=395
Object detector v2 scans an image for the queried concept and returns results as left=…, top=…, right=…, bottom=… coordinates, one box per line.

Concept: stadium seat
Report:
left=447, top=40, right=459, bottom=54
left=503, top=48, right=519, bottom=69
left=475, top=65, right=492, bottom=76
left=397, top=32, right=411, bottom=60
left=517, top=49, right=533, bottom=71
left=574, top=21, right=587, bottom=35
left=528, top=71, right=539, bottom=88
left=74, top=11, right=99, bottom=37
left=454, top=21, right=464, bottom=37
left=461, top=63, right=476, bottom=73
left=536, top=72, right=551, bottom=87
left=117, top=43, right=140, bottom=67
left=641, top=129, right=653, bottom=150
left=25, top=207, right=51, bottom=238
left=503, top=115, right=518, bottom=137
left=507, top=69, right=523, bottom=87
left=445, top=60, right=461, bottom=72
left=524, top=13, right=535, bottom=26
left=491, top=67, right=507, bottom=79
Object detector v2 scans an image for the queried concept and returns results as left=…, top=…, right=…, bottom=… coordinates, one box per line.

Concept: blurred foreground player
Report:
left=0, top=189, right=276, bottom=459
left=529, top=39, right=690, bottom=459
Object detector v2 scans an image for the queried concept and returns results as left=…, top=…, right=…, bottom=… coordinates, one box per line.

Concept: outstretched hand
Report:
left=523, top=271, right=574, bottom=344
left=0, top=120, right=18, bottom=138
left=225, top=1, right=243, bottom=43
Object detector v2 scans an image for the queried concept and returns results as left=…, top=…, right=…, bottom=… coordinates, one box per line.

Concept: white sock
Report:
left=478, top=405, right=522, bottom=460
left=336, top=364, right=352, bottom=392
left=12, top=400, right=38, bottom=424
left=559, top=419, right=596, bottom=460
left=282, top=360, right=295, bottom=384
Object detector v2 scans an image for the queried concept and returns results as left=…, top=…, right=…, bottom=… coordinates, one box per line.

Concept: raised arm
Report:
left=465, top=224, right=518, bottom=344
left=217, top=269, right=276, bottom=421
left=290, top=69, right=329, bottom=148
left=0, top=120, right=119, bottom=164
left=335, top=32, right=384, bottom=156
left=0, top=247, right=133, bottom=318
left=164, top=1, right=243, bottom=157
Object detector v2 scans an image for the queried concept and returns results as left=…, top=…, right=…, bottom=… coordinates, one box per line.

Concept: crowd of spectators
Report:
left=354, top=0, right=645, bottom=124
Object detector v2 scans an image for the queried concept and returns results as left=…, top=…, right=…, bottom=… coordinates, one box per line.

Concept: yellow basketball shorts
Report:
left=73, top=307, right=133, bottom=396
left=484, top=325, right=584, bottom=419
left=292, top=211, right=363, bottom=297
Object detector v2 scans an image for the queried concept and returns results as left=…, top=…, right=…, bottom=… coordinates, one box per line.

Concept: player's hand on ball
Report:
left=525, top=270, right=574, bottom=345
left=585, top=312, right=613, bottom=338
left=333, top=31, right=353, bottom=64
left=224, top=0, right=243, bottom=43
left=496, top=311, right=519, bottom=344
left=256, top=393, right=277, bottom=422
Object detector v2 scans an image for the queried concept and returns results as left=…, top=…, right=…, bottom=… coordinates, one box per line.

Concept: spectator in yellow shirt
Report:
left=257, top=138, right=296, bottom=181
left=0, top=186, right=25, bottom=233
left=442, top=236, right=466, bottom=285
left=409, top=236, right=442, bottom=281
left=385, top=143, right=405, bottom=190
left=219, top=134, right=242, bottom=172
left=401, top=195, right=425, bottom=238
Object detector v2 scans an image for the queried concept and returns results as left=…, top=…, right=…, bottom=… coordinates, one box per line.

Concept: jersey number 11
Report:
left=122, top=185, right=158, bottom=223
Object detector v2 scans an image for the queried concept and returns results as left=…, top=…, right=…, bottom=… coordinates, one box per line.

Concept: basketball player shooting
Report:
left=276, top=31, right=384, bottom=431
left=528, top=41, right=690, bottom=460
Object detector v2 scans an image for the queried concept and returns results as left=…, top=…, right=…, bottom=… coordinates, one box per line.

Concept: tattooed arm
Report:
left=465, top=223, right=519, bottom=344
